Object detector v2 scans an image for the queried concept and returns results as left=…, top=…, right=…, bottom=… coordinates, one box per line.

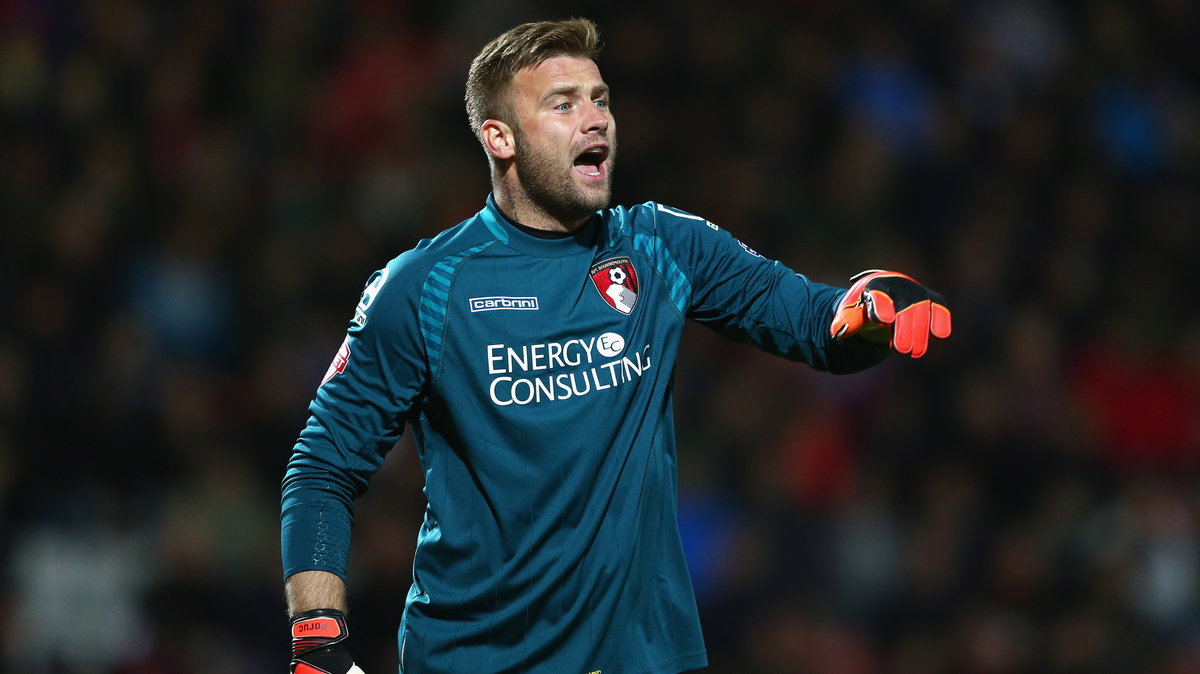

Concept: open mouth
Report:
left=573, top=145, right=609, bottom=179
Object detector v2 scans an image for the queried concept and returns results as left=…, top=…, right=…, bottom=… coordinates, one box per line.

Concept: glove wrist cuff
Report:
left=291, top=608, right=349, bottom=659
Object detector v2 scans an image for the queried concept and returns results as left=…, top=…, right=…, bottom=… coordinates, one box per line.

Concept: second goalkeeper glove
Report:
left=830, top=269, right=952, bottom=358
left=290, top=609, right=365, bottom=674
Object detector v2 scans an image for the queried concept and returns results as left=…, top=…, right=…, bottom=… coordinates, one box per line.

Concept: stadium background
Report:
left=1, top=1, right=1198, bottom=672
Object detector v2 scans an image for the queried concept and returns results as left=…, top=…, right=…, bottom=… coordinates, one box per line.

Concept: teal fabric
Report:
left=282, top=195, right=888, bottom=673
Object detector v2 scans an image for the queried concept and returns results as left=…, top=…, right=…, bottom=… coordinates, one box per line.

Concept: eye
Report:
left=594, top=98, right=609, bottom=110
left=554, top=101, right=571, bottom=112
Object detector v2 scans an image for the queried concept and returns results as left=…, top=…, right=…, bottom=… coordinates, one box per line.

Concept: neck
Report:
left=492, top=172, right=589, bottom=233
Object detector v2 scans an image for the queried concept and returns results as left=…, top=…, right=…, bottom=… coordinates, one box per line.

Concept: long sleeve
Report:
left=647, top=203, right=890, bottom=373
left=280, top=254, right=430, bottom=580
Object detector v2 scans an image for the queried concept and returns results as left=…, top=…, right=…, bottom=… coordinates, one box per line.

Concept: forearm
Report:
left=286, top=571, right=363, bottom=673
left=285, top=570, right=348, bottom=616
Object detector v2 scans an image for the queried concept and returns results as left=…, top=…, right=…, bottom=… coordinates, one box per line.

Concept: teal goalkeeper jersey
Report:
left=281, top=195, right=889, bottom=674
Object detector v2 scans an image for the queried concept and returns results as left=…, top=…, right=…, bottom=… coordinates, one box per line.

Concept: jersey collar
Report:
left=480, top=194, right=599, bottom=258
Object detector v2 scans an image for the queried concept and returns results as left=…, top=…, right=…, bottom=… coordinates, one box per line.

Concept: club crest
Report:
left=590, top=257, right=639, bottom=315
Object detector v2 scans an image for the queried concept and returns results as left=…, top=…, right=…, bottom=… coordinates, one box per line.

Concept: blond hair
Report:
left=465, top=18, right=600, bottom=144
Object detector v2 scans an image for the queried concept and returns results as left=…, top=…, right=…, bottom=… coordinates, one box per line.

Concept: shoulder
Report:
left=352, top=214, right=499, bottom=330
left=601, top=201, right=717, bottom=241
left=603, top=201, right=709, bottom=228
left=601, top=202, right=771, bottom=276
left=602, top=202, right=750, bottom=260
left=386, top=216, right=498, bottom=279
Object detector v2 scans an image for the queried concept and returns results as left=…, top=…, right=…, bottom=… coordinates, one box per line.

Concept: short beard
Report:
left=513, top=124, right=613, bottom=225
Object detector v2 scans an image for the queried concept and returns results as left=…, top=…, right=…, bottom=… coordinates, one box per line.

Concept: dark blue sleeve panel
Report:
left=649, top=203, right=890, bottom=374
left=281, top=253, right=429, bottom=580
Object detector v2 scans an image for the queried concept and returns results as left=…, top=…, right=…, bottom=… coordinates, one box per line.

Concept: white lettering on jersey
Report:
left=484, top=332, right=652, bottom=407
left=469, top=296, right=540, bottom=312
left=596, top=332, right=625, bottom=358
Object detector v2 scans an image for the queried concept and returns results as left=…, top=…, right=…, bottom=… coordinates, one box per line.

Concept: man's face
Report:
left=507, top=55, right=616, bottom=223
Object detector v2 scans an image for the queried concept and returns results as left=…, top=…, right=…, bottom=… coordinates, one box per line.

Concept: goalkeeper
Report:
left=282, top=18, right=950, bottom=674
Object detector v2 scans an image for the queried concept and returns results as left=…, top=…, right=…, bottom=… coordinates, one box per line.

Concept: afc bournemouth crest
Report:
left=590, top=256, right=639, bottom=315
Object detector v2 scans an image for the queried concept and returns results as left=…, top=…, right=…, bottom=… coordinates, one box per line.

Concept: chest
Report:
left=452, top=250, right=657, bottom=343
left=429, top=248, right=679, bottom=402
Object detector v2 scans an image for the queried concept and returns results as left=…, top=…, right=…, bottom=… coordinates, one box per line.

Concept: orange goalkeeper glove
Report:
left=290, top=609, right=365, bottom=674
left=830, top=269, right=952, bottom=358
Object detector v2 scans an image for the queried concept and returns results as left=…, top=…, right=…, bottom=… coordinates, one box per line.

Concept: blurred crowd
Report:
left=1, top=0, right=1198, bottom=672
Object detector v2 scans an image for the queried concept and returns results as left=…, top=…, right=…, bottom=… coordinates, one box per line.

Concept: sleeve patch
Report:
left=320, top=336, right=352, bottom=386
left=352, top=267, right=391, bottom=328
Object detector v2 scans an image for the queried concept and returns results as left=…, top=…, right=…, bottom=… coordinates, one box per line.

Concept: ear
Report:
left=481, top=119, right=516, bottom=161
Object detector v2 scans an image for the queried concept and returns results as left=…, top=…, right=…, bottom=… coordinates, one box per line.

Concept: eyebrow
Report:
left=542, top=83, right=610, bottom=104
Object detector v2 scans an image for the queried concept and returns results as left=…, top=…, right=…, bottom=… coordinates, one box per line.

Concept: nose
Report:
left=582, top=104, right=609, bottom=135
